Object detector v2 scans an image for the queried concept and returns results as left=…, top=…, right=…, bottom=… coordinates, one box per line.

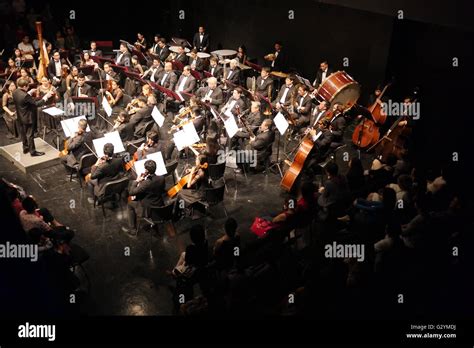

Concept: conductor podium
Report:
left=0, top=138, right=60, bottom=174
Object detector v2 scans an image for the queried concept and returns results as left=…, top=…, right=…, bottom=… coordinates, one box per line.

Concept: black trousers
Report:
left=19, top=121, right=36, bottom=154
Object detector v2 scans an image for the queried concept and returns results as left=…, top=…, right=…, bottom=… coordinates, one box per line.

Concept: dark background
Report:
left=1, top=0, right=473, bottom=178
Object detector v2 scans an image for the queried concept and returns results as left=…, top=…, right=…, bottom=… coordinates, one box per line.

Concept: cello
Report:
left=351, top=83, right=391, bottom=149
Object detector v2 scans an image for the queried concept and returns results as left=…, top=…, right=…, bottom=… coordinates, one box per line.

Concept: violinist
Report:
left=86, top=143, right=124, bottom=204
left=131, top=55, right=144, bottom=75
left=135, top=131, right=165, bottom=160
left=67, top=73, right=93, bottom=99
left=101, top=62, right=119, bottom=82
left=80, top=51, right=99, bottom=70
left=123, top=159, right=166, bottom=236
left=66, top=65, right=78, bottom=92
left=176, top=154, right=210, bottom=219
left=105, top=79, right=123, bottom=108
left=60, top=118, right=93, bottom=168
left=113, top=111, right=135, bottom=141
left=36, top=77, right=59, bottom=104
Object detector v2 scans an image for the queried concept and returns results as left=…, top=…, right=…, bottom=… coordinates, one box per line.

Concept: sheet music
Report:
left=93, top=132, right=125, bottom=157
left=60, top=115, right=90, bottom=137
left=182, top=121, right=200, bottom=144
left=143, top=151, right=167, bottom=176
left=210, top=107, right=219, bottom=120
left=103, top=131, right=126, bottom=153
left=223, top=113, right=239, bottom=138
left=43, top=106, right=64, bottom=117
left=273, top=112, right=289, bottom=135
left=173, top=129, right=188, bottom=151
left=151, top=106, right=165, bottom=127
left=102, top=97, right=112, bottom=117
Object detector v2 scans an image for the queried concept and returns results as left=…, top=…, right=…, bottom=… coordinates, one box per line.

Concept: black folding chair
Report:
left=165, top=160, right=179, bottom=185
left=94, top=176, right=129, bottom=217
left=204, top=184, right=227, bottom=217
left=207, top=161, right=228, bottom=192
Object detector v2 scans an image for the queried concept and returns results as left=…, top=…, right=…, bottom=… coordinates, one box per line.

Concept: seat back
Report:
left=126, top=138, right=145, bottom=156
left=103, top=176, right=129, bottom=197
left=165, top=160, right=178, bottom=176
left=79, top=153, right=97, bottom=172
left=207, top=161, right=226, bottom=181
left=205, top=184, right=225, bottom=205
left=149, top=201, right=175, bottom=222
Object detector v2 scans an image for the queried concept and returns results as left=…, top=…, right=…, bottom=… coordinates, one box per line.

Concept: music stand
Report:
left=267, top=112, right=289, bottom=178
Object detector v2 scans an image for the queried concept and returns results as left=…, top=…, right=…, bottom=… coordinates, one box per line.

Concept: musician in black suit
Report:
left=142, top=58, right=163, bottom=83
left=116, top=43, right=131, bottom=67
left=222, top=59, right=240, bottom=86
left=232, top=101, right=263, bottom=149
left=249, top=119, right=275, bottom=172
left=309, top=100, right=330, bottom=129
left=113, top=111, right=135, bottom=142
left=67, top=73, right=94, bottom=99
left=135, top=131, right=168, bottom=161
left=207, top=57, right=223, bottom=80
left=188, top=49, right=205, bottom=72
left=100, top=62, right=119, bottom=82
left=312, top=61, right=334, bottom=89
left=195, top=77, right=223, bottom=107
left=88, top=41, right=102, bottom=57
left=13, top=78, right=55, bottom=156
left=255, top=67, right=273, bottom=98
left=294, top=85, right=312, bottom=128
left=150, top=35, right=161, bottom=55
left=174, top=45, right=188, bottom=66
left=87, top=143, right=124, bottom=202
left=272, top=76, right=296, bottom=110
left=192, top=26, right=210, bottom=52
left=61, top=118, right=93, bottom=168
left=265, top=42, right=288, bottom=72
left=175, top=65, right=196, bottom=94
left=124, top=159, right=166, bottom=235
left=221, top=88, right=245, bottom=117
left=156, top=38, right=170, bottom=62
left=47, top=51, right=66, bottom=85
left=155, top=62, right=176, bottom=91
left=129, top=96, right=155, bottom=138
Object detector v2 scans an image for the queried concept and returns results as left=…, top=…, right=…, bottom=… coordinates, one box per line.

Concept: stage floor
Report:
left=0, top=137, right=60, bottom=174
left=0, top=126, right=374, bottom=316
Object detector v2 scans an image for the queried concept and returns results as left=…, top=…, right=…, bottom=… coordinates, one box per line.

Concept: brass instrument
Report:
left=222, top=62, right=228, bottom=90
left=166, top=52, right=176, bottom=62
left=263, top=83, right=273, bottom=116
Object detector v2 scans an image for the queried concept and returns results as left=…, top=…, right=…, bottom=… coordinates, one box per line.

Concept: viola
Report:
left=167, top=163, right=208, bottom=198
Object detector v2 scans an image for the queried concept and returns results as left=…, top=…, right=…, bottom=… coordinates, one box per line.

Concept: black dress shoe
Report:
left=23, top=149, right=29, bottom=154
left=30, top=151, right=45, bottom=157
left=121, top=226, right=137, bottom=236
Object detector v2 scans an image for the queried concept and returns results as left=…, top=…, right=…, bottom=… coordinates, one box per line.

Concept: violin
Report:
left=167, top=162, right=208, bottom=198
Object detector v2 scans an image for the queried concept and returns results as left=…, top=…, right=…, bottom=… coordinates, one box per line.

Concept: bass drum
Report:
left=316, top=71, right=361, bottom=111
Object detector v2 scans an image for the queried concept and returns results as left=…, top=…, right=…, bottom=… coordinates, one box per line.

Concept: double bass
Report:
left=372, top=98, right=416, bottom=162
left=352, top=83, right=391, bottom=149
left=280, top=111, right=334, bottom=192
